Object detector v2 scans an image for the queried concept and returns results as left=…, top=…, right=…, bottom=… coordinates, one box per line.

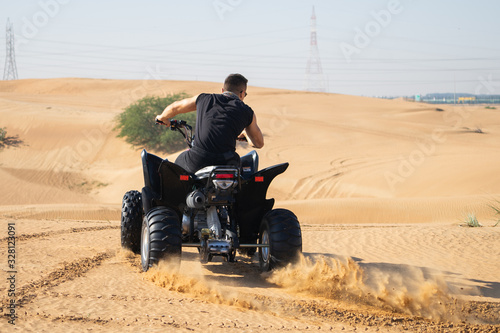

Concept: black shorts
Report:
left=175, top=146, right=240, bottom=174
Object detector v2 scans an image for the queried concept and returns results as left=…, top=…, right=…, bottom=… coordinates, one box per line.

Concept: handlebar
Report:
left=156, top=118, right=194, bottom=148
left=237, top=135, right=248, bottom=142
left=156, top=118, right=247, bottom=147
left=156, top=118, right=190, bottom=130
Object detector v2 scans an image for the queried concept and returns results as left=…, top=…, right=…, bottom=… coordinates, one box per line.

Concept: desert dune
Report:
left=0, top=78, right=499, bottom=332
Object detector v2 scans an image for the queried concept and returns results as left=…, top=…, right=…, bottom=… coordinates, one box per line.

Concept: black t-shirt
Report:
left=194, top=93, right=254, bottom=154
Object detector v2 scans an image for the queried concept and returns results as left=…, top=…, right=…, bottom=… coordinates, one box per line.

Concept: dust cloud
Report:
left=268, top=254, right=466, bottom=321
left=143, top=259, right=259, bottom=310
left=140, top=253, right=479, bottom=323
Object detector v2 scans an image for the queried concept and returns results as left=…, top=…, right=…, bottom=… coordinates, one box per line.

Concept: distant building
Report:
left=421, top=93, right=500, bottom=104
left=458, top=96, right=476, bottom=103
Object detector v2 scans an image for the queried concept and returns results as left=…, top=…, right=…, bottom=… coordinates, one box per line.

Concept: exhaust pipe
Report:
left=186, top=190, right=205, bottom=209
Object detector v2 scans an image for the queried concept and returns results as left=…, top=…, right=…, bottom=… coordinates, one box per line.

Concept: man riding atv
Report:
left=155, top=73, right=264, bottom=173
left=121, top=73, right=301, bottom=271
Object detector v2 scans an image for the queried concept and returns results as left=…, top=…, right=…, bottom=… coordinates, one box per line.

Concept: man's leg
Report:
left=174, top=150, right=193, bottom=173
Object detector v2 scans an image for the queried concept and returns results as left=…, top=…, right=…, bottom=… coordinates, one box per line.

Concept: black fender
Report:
left=156, top=160, right=195, bottom=218
left=141, top=149, right=162, bottom=194
left=141, top=149, right=194, bottom=217
left=141, top=149, right=162, bottom=213
left=235, top=162, right=289, bottom=243
left=141, top=186, right=155, bottom=214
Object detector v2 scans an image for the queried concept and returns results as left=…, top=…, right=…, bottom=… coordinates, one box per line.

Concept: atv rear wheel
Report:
left=259, top=209, right=302, bottom=271
left=121, top=190, right=143, bottom=254
left=141, top=206, right=182, bottom=272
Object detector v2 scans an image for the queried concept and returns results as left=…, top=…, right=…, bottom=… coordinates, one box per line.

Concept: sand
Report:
left=0, top=78, right=499, bottom=332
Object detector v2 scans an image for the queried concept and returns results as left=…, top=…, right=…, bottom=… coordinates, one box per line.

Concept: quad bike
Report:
left=121, top=120, right=302, bottom=272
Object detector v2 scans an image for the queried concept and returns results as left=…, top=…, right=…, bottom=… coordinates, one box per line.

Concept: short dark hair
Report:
left=223, top=73, right=248, bottom=94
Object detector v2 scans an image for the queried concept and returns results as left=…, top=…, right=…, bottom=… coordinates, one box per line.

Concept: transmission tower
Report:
left=3, top=18, right=19, bottom=81
left=304, top=6, right=325, bottom=92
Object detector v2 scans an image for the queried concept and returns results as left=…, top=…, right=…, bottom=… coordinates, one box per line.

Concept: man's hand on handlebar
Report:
left=237, top=133, right=248, bottom=142
left=156, top=118, right=190, bottom=133
left=155, top=116, right=170, bottom=126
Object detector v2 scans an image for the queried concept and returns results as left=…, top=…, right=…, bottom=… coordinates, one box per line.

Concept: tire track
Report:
left=132, top=250, right=500, bottom=332
left=139, top=257, right=500, bottom=332
left=22, top=312, right=188, bottom=331
left=251, top=294, right=499, bottom=332
left=0, top=251, right=113, bottom=316
left=0, top=225, right=119, bottom=243
left=286, top=156, right=397, bottom=200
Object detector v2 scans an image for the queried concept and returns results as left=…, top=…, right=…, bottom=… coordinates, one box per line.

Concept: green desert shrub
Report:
left=489, top=200, right=500, bottom=227
left=0, top=127, right=6, bottom=142
left=463, top=213, right=482, bottom=227
left=115, top=94, right=196, bottom=153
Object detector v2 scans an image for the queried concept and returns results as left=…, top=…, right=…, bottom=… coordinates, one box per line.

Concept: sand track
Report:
left=5, top=252, right=113, bottom=308
left=0, top=225, right=119, bottom=243
left=0, top=219, right=498, bottom=332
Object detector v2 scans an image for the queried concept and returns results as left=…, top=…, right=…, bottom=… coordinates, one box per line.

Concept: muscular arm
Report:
left=156, top=94, right=199, bottom=124
left=240, top=113, right=264, bottom=148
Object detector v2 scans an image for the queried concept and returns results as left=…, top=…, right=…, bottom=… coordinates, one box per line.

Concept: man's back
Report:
left=155, top=73, right=264, bottom=174
left=194, top=93, right=254, bottom=154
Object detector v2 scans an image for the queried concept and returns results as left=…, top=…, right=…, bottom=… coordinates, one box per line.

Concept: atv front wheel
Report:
left=121, top=190, right=143, bottom=254
left=259, top=209, right=302, bottom=271
left=141, top=206, right=182, bottom=272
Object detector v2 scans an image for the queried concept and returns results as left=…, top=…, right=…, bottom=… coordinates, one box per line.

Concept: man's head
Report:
left=223, top=73, right=248, bottom=100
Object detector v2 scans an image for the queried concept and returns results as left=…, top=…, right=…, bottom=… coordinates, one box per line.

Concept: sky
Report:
left=1, top=0, right=499, bottom=97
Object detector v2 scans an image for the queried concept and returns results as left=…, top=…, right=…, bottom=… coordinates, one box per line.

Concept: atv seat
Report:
left=240, top=150, right=259, bottom=178
left=192, top=150, right=259, bottom=180
left=194, top=165, right=218, bottom=179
